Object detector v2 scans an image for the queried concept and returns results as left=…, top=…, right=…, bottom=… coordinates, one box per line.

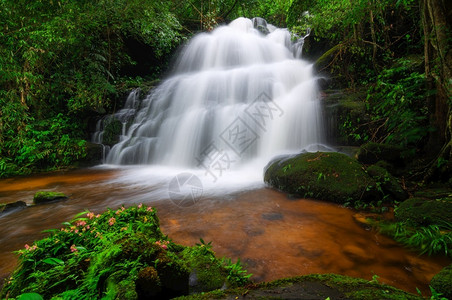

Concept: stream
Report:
left=0, top=167, right=449, bottom=295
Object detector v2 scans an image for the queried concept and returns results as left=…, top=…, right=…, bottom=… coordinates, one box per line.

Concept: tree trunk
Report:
left=422, top=0, right=452, bottom=180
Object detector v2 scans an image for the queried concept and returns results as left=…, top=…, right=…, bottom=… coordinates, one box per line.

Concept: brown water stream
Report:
left=0, top=168, right=449, bottom=295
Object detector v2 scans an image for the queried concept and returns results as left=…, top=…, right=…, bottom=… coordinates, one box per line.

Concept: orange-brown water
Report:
left=0, top=168, right=449, bottom=295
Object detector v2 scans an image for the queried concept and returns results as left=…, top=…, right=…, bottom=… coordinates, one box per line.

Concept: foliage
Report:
left=287, top=0, right=421, bottom=87
left=0, top=0, right=184, bottom=177
left=1, top=205, right=251, bottom=299
left=366, top=58, right=431, bottom=147
left=378, top=221, right=452, bottom=257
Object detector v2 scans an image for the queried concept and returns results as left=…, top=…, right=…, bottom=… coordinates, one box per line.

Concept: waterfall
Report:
left=97, top=17, right=323, bottom=188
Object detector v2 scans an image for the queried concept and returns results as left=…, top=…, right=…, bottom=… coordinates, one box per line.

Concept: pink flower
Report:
left=24, top=244, right=30, bottom=250
left=147, top=207, right=153, bottom=212
left=87, top=212, right=95, bottom=219
left=74, top=229, right=79, bottom=234
left=75, top=220, right=87, bottom=227
left=86, top=225, right=90, bottom=230
left=138, top=203, right=143, bottom=209
left=121, top=206, right=125, bottom=211
left=24, top=244, right=37, bottom=251
left=108, top=217, right=116, bottom=226
left=96, top=214, right=101, bottom=218
left=161, top=244, right=168, bottom=250
left=70, top=244, right=78, bottom=252
left=115, top=210, right=121, bottom=215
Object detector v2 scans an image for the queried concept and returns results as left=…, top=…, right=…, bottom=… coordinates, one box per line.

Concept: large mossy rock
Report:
left=395, top=197, right=452, bottom=226
left=430, top=264, right=452, bottom=299
left=264, top=152, right=378, bottom=204
left=176, top=274, right=422, bottom=300
left=33, top=191, right=68, bottom=204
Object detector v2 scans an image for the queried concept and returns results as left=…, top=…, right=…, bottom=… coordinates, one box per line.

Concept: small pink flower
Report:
left=108, top=217, right=116, bottom=226
left=87, top=212, right=95, bottom=219
left=70, top=244, right=78, bottom=252
left=86, top=225, right=90, bottom=230
left=121, top=206, right=125, bottom=211
left=147, top=207, right=153, bottom=212
left=115, top=209, right=121, bottom=215
left=96, top=214, right=101, bottom=218
left=161, top=244, right=168, bottom=250
left=74, top=229, right=79, bottom=234
left=75, top=220, right=87, bottom=227
left=24, top=244, right=30, bottom=250
left=138, top=203, right=143, bottom=209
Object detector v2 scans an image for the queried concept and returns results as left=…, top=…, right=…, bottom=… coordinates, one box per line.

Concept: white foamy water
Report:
left=96, top=17, right=324, bottom=194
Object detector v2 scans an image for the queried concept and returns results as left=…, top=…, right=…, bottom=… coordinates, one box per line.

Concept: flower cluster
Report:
left=155, top=240, right=170, bottom=250
left=24, top=244, right=37, bottom=252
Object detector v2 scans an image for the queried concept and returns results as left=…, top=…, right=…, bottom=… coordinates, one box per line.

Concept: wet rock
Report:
left=0, top=201, right=26, bottom=214
left=430, top=264, right=452, bottom=299
left=366, top=165, right=408, bottom=201
left=262, top=212, right=283, bottom=221
left=33, top=191, right=68, bottom=205
left=264, top=152, right=378, bottom=204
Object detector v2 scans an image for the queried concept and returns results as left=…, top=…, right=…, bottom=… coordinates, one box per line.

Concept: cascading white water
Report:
left=98, top=17, right=324, bottom=192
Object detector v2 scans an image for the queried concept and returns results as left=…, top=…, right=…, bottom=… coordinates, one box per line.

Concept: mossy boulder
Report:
left=430, top=264, right=452, bottom=299
left=366, top=165, right=408, bottom=201
left=395, top=197, right=452, bottom=226
left=357, top=142, right=408, bottom=167
left=175, top=273, right=422, bottom=300
left=0, top=201, right=26, bottom=213
left=33, top=191, right=68, bottom=204
left=264, top=152, right=379, bottom=204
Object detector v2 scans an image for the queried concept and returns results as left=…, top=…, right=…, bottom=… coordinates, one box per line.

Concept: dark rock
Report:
left=366, top=165, right=408, bottom=201
left=262, top=212, right=284, bottom=221
left=430, top=264, right=452, bottom=299
left=33, top=191, right=68, bottom=205
left=357, top=142, right=408, bottom=167
left=84, top=142, right=104, bottom=165
left=395, top=197, right=452, bottom=226
left=0, top=201, right=26, bottom=213
left=264, top=152, right=379, bottom=204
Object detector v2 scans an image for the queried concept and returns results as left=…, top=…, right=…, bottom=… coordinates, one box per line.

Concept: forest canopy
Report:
left=0, top=0, right=450, bottom=179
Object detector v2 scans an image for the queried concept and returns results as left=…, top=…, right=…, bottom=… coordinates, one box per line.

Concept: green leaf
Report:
left=42, top=257, right=64, bottom=265
left=17, top=293, right=44, bottom=300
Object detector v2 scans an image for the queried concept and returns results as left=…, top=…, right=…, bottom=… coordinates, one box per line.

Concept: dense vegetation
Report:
left=1, top=205, right=251, bottom=299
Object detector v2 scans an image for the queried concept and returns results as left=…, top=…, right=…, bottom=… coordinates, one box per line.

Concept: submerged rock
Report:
left=0, top=201, right=26, bottom=214
left=264, top=152, right=378, bottom=204
left=33, top=191, right=68, bottom=204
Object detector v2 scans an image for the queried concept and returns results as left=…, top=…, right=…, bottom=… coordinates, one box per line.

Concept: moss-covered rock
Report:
left=33, top=191, right=68, bottom=204
left=175, top=274, right=422, bottom=300
left=395, top=197, right=452, bottom=226
left=366, top=165, right=408, bottom=201
left=430, top=264, right=452, bottom=299
left=103, top=118, right=123, bottom=146
left=357, top=142, right=408, bottom=167
left=0, top=201, right=26, bottom=213
left=264, top=152, right=378, bottom=204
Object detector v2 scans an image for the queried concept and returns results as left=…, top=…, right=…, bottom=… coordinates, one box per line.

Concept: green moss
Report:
left=264, top=152, right=378, bottom=204
left=33, top=191, right=68, bottom=204
left=395, top=197, right=452, bottom=226
left=430, top=264, right=452, bottom=299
